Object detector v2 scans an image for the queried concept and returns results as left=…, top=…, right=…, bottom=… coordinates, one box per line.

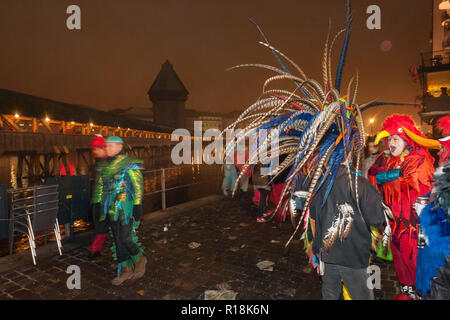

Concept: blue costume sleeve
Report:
left=376, top=169, right=400, bottom=185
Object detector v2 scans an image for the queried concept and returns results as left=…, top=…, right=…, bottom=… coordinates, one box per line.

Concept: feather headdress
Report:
left=223, top=0, right=392, bottom=248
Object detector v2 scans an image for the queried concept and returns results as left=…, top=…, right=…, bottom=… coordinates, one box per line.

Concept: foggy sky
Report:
left=0, top=0, right=433, bottom=132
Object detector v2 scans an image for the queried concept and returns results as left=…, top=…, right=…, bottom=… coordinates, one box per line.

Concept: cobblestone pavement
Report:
left=0, top=193, right=399, bottom=300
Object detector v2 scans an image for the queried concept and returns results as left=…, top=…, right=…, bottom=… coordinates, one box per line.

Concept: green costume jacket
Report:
left=94, top=154, right=144, bottom=225
left=91, top=158, right=107, bottom=204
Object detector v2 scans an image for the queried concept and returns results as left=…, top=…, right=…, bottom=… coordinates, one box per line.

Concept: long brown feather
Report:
left=322, top=215, right=340, bottom=252
left=258, top=42, right=308, bottom=80
left=322, top=21, right=331, bottom=90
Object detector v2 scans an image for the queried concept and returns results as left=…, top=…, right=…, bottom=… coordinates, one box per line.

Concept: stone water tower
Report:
left=148, top=60, right=188, bottom=129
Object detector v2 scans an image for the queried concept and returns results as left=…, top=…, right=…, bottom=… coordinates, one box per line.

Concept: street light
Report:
left=369, top=118, right=375, bottom=136
left=14, top=113, right=19, bottom=118
left=439, top=1, right=450, bottom=10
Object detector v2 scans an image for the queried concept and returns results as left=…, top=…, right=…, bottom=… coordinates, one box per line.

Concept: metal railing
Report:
left=421, top=49, right=450, bottom=68
left=142, top=165, right=221, bottom=211
left=0, top=164, right=222, bottom=258
left=6, top=184, right=62, bottom=264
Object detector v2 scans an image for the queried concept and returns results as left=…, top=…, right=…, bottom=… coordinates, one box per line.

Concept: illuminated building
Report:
left=419, top=0, right=450, bottom=133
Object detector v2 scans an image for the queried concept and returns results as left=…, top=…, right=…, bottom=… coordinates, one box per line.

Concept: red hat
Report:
left=436, top=115, right=450, bottom=137
left=373, top=114, right=444, bottom=153
left=375, top=114, right=447, bottom=168
left=375, top=114, right=423, bottom=147
left=90, top=135, right=105, bottom=149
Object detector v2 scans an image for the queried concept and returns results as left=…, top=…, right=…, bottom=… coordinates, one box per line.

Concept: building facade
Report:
left=419, top=0, right=450, bottom=133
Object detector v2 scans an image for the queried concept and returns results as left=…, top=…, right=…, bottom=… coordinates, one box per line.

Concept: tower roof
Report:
left=148, top=60, right=189, bottom=101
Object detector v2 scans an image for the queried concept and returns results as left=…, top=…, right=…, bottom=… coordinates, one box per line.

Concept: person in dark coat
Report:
left=308, top=151, right=387, bottom=300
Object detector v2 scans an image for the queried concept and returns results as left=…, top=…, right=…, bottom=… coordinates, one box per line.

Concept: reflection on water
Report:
left=0, top=153, right=221, bottom=257
left=10, top=162, right=17, bottom=189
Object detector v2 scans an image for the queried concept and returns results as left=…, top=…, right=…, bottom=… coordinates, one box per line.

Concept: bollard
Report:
left=161, top=168, right=166, bottom=211
left=65, top=223, right=72, bottom=239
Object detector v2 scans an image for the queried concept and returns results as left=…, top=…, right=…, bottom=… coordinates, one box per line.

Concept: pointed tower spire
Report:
left=148, top=60, right=188, bottom=128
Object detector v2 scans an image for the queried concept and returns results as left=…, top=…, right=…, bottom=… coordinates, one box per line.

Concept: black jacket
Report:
left=308, top=166, right=385, bottom=268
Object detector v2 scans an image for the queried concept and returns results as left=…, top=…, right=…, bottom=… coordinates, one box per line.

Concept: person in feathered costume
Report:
left=415, top=115, right=450, bottom=299
left=97, top=136, right=147, bottom=285
left=368, top=114, right=435, bottom=299
left=221, top=0, right=394, bottom=299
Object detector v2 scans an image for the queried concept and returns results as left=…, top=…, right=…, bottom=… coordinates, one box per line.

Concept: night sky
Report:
left=0, top=0, right=432, bottom=132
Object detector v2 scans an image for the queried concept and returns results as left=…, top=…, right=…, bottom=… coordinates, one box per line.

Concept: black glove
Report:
left=92, top=203, right=102, bottom=221
left=133, top=205, right=143, bottom=221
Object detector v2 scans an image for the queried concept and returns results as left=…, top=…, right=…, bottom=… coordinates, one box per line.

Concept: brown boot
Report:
left=111, top=265, right=134, bottom=286
left=132, top=255, right=147, bottom=279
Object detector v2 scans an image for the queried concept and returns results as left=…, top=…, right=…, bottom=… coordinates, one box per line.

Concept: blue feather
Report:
left=294, top=139, right=313, bottom=168
left=295, top=112, right=320, bottom=149
left=321, top=145, right=345, bottom=207
left=249, top=18, right=311, bottom=99
left=316, top=154, right=337, bottom=192
left=416, top=204, right=450, bottom=295
left=280, top=131, right=303, bottom=137
left=329, top=123, right=338, bottom=133
left=340, top=101, right=349, bottom=133
left=335, top=0, right=352, bottom=92
left=311, top=134, right=338, bottom=169
left=316, top=142, right=342, bottom=192
left=361, top=101, right=417, bottom=112
left=344, top=114, right=355, bottom=148
left=257, top=111, right=295, bottom=131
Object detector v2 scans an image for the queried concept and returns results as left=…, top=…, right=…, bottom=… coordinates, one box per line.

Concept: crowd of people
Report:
left=221, top=114, right=450, bottom=300
left=86, top=113, right=449, bottom=299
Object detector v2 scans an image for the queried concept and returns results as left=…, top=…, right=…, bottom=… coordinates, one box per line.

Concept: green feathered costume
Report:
left=96, top=153, right=145, bottom=275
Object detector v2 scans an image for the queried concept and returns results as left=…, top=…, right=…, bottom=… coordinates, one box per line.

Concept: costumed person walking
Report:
left=369, top=114, right=435, bottom=299
left=415, top=115, right=450, bottom=299
left=307, top=151, right=387, bottom=300
left=222, top=155, right=238, bottom=196
left=252, top=163, right=272, bottom=222
left=362, top=136, right=380, bottom=179
left=88, top=135, right=109, bottom=260
left=99, top=136, right=147, bottom=285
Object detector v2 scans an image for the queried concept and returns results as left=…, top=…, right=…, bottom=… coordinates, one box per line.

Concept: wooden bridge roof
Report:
left=0, top=131, right=174, bottom=155
left=0, top=88, right=172, bottom=133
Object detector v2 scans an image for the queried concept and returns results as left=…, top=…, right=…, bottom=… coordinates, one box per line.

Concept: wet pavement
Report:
left=0, top=193, right=399, bottom=300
